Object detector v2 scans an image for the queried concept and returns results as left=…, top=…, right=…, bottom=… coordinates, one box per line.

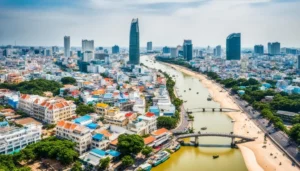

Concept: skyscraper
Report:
left=254, top=45, right=264, bottom=55
left=226, top=33, right=241, bottom=60
left=298, top=55, right=300, bottom=70
left=267, top=42, right=281, bottom=55
left=82, top=40, right=94, bottom=62
left=183, top=40, right=193, bottom=61
left=129, top=18, right=140, bottom=65
left=64, top=36, right=70, bottom=57
left=215, top=45, right=221, bottom=57
left=147, top=41, right=152, bottom=52
left=162, top=46, right=170, bottom=54
left=112, top=45, right=120, bottom=54
left=170, top=48, right=178, bottom=58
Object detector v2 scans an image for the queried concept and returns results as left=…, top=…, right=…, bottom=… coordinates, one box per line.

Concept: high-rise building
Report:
left=226, top=33, right=241, bottom=60
left=64, top=36, right=70, bottom=57
left=254, top=45, right=264, bottom=55
left=170, top=48, right=178, bottom=58
left=82, top=40, right=94, bottom=62
left=193, top=49, right=199, bottom=57
left=162, top=46, right=170, bottom=54
left=147, top=41, right=152, bottom=52
left=214, top=45, right=221, bottom=57
left=52, top=46, right=59, bottom=54
left=183, top=40, right=193, bottom=61
left=298, top=55, right=300, bottom=70
left=112, top=45, right=120, bottom=54
left=129, top=18, right=140, bottom=65
left=268, top=42, right=281, bottom=55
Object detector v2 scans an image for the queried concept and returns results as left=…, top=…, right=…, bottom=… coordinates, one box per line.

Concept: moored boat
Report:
left=201, top=127, right=207, bottom=130
left=136, top=163, right=152, bottom=171
left=147, top=151, right=170, bottom=167
left=207, top=95, right=212, bottom=101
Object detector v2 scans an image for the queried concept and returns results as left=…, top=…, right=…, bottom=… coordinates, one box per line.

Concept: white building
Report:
left=56, top=120, right=92, bottom=155
left=0, top=123, right=42, bottom=154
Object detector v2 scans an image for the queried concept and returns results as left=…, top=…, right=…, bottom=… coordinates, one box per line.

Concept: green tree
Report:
left=61, top=77, right=77, bottom=85
left=157, top=116, right=177, bottom=130
left=75, top=104, right=95, bottom=116
left=98, top=157, right=110, bottom=170
left=289, top=124, right=300, bottom=144
left=121, top=155, right=134, bottom=167
left=141, top=146, right=153, bottom=157
left=71, top=161, right=83, bottom=171
left=117, top=134, right=144, bottom=156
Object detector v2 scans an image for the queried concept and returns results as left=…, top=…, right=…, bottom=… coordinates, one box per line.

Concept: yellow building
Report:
left=95, top=103, right=110, bottom=115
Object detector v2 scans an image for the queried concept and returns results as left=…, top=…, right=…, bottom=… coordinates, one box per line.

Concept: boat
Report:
left=201, top=127, right=207, bottom=130
left=196, top=92, right=199, bottom=94
left=207, top=95, right=212, bottom=101
left=184, top=90, right=186, bottom=92
left=231, top=120, right=236, bottom=122
left=174, top=144, right=181, bottom=151
left=189, top=88, right=191, bottom=90
left=184, top=100, right=187, bottom=103
left=213, top=155, right=219, bottom=159
left=135, top=163, right=152, bottom=171
left=147, top=151, right=170, bottom=167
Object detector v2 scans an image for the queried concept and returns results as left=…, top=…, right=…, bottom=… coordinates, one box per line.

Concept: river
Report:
left=141, top=56, right=247, bottom=171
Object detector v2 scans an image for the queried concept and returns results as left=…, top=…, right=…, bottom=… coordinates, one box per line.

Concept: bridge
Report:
left=176, top=132, right=256, bottom=147
left=186, top=107, right=240, bottom=113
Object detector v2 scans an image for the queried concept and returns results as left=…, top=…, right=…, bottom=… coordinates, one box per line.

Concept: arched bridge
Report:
left=176, top=132, right=256, bottom=146
left=187, top=107, right=240, bottom=113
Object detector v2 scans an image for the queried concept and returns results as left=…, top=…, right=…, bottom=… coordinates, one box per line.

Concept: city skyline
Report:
left=1, top=0, right=300, bottom=47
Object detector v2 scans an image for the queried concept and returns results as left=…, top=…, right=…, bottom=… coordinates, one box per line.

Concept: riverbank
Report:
left=166, top=63, right=298, bottom=171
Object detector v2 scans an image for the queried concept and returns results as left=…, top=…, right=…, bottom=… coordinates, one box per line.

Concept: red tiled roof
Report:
left=152, top=128, right=170, bottom=136
left=144, top=136, right=156, bottom=145
left=145, top=112, right=155, bottom=117
left=125, top=112, right=133, bottom=118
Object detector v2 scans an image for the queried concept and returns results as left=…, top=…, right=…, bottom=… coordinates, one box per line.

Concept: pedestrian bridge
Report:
left=176, top=132, right=256, bottom=146
left=187, top=107, right=240, bottom=113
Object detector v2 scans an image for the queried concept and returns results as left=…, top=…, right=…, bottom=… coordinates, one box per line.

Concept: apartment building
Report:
left=56, top=120, right=92, bottom=155
left=0, top=122, right=42, bottom=154
left=104, top=109, right=128, bottom=127
left=91, top=133, right=110, bottom=150
left=19, top=94, right=76, bottom=124
left=95, top=103, right=109, bottom=116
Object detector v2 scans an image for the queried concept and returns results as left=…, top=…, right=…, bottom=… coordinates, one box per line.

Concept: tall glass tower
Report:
left=226, top=33, right=241, bottom=60
left=64, top=36, right=70, bottom=58
left=129, top=18, right=140, bottom=65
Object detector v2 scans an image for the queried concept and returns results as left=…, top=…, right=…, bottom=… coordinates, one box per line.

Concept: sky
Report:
left=0, top=0, right=299, bottom=48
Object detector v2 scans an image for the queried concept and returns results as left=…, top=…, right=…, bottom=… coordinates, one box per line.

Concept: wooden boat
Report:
left=213, top=155, right=219, bottom=159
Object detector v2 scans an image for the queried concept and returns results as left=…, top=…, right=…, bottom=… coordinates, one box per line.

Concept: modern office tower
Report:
left=147, top=41, right=152, bottom=52
left=214, top=45, right=221, bottom=57
left=170, top=48, right=178, bottom=58
left=268, top=42, right=281, bottom=55
left=129, top=18, right=140, bottom=65
left=82, top=40, right=94, bottom=61
left=52, top=46, right=59, bottom=53
left=254, top=45, right=264, bottom=55
left=112, top=45, right=120, bottom=54
left=268, top=43, right=272, bottom=54
left=298, top=55, right=300, bottom=70
left=183, top=40, right=193, bottom=61
left=64, top=36, right=70, bottom=57
left=162, top=46, right=170, bottom=54
left=226, top=33, right=241, bottom=60
left=199, top=50, right=203, bottom=57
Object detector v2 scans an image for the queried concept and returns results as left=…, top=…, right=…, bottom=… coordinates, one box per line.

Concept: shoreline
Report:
left=166, top=63, right=298, bottom=171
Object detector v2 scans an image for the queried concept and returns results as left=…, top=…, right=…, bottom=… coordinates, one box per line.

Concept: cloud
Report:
left=0, top=0, right=299, bottom=48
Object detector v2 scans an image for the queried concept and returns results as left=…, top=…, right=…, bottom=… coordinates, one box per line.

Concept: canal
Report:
left=141, top=56, right=247, bottom=171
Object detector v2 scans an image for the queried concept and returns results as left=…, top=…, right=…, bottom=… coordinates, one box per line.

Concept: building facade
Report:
left=112, top=45, right=120, bottom=54
left=0, top=123, right=42, bottom=154
left=183, top=40, right=193, bottom=61
left=56, top=121, right=92, bottom=155
left=64, top=36, right=70, bottom=58
left=147, top=41, right=152, bottom=52
left=226, top=33, right=241, bottom=60
left=254, top=45, right=264, bottom=55
left=129, top=18, right=140, bottom=65
left=18, top=95, right=76, bottom=124
left=268, top=42, right=281, bottom=55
